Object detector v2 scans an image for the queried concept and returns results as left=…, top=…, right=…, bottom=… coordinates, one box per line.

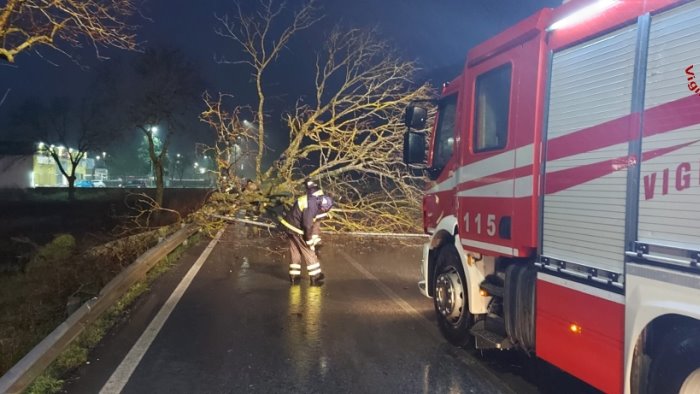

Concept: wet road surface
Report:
left=63, top=225, right=600, bottom=393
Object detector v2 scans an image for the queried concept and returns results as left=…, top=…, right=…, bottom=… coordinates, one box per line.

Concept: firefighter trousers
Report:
left=288, top=232, right=322, bottom=278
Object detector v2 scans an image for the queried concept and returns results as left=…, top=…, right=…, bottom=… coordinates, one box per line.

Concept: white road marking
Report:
left=339, top=249, right=517, bottom=394
left=100, top=229, right=225, bottom=394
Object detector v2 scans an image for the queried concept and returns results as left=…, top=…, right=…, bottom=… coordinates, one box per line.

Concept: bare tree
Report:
left=47, top=95, right=117, bottom=190
left=9, top=71, right=121, bottom=197
left=205, top=1, right=432, bottom=232
left=200, top=94, right=256, bottom=191
left=41, top=99, right=87, bottom=192
left=214, top=0, right=321, bottom=179
left=126, top=48, right=202, bottom=207
left=0, top=0, right=140, bottom=64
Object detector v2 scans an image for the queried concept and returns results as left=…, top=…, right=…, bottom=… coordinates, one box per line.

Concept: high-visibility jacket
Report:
left=280, top=189, right=325, bottom=241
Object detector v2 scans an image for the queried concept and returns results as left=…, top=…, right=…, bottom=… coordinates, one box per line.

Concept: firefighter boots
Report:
left=289, top=275, right=300, bottom=285
left=310, top=272, right=325, bottom=286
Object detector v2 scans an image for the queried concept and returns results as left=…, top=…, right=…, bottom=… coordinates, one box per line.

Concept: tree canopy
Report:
left=201, top=0, right=433, bottom=233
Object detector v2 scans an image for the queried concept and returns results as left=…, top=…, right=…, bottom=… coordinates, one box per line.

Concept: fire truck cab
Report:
left=404, top=1, right=700, bottom=393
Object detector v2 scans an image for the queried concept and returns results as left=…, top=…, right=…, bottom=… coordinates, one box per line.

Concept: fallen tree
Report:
left=200, top=0, right=433, bottom=233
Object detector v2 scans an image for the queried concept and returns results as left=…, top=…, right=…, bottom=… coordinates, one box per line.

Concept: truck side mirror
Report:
left=405, top=105, right=427, bottom=129
left=403, top=131, right=426, bottom=165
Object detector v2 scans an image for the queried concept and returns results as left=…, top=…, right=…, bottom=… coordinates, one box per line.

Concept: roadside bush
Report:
left=0, top=229, right=162, bottom=376
left=24, top=234, right=76, bottom=273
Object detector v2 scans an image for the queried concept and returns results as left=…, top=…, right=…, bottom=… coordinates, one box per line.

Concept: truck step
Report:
left=470, top=320, right=513, bottom=350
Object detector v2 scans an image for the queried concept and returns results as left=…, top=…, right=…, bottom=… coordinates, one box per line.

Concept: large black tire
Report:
left=646, top=326, right=700, bottom=394
left=433, top=243, right=473, bottom=347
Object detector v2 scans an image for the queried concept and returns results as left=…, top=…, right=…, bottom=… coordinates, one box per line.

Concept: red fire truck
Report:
left=403, top=1, right=700, bottom=393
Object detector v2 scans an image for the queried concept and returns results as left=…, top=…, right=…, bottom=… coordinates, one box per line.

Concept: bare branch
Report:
left=271, top=28, right=434, bottom=232
left=214, top=0, right=321, bottom=178
left=115, top=193, right=182, bottom=234
left=0, top=0, right=141, bottom=64
left=0, top=88, right=10, bottom=107
left=204, top=3, right=434, bottom=232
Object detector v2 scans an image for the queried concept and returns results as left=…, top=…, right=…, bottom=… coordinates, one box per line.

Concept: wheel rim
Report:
left=680, top=368, right=700, bottom=394
left=435, top=267, right=465, bottom=325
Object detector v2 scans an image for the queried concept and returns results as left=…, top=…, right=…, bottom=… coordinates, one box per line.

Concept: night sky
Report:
left=0, top=0, right=561, bottom=155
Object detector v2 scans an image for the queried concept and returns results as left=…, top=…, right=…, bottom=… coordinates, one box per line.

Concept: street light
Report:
left=242, top=119, right=258, bottom=130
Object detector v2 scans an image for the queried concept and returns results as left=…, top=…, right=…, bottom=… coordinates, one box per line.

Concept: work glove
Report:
left=306, top=235, right=321, bottom=251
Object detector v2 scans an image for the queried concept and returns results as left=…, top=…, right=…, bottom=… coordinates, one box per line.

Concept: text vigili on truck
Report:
left=403, top=0, right=700, bottom=393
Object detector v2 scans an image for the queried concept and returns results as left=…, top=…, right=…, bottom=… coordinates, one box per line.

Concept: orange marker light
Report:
left=466, top=254, right=475, bottom=267
left=479, top=289, right=489, bottom=297
left=569, top=323, right=583, bottom=334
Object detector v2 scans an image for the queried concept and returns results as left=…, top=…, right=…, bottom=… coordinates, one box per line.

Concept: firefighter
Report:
left=304, top=179, right=328, bottom=240
left=278, top=181, right=333, bottom=286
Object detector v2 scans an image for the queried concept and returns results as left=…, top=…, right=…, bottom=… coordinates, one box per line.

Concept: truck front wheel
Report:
left=433, top=243, right=473, bottom=347
left=646, top=326, right=700, bottom=394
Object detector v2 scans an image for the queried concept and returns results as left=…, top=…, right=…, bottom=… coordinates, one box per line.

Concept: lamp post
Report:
left=93, top=155, right=100, bottom=179
left=173, top=153, right=182, bottom=186
left=230, top=136, right=242, bottom=180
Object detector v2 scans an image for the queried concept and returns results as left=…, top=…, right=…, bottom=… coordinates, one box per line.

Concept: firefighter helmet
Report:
left=305, top=178, right=318, bottom=190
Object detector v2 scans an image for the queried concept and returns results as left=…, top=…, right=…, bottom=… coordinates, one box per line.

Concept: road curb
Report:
left=0, top=224, right=200, bottom=394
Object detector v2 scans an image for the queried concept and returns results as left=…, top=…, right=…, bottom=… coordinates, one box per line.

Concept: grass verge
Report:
left=21, top=231, right=201, bottom=394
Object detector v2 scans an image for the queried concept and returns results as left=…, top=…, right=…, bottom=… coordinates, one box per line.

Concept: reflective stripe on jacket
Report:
left=279, top=189, right=330, bottom=240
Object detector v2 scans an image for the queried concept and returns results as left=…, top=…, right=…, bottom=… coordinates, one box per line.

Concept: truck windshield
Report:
left=431, top=94, right=458, bottom=175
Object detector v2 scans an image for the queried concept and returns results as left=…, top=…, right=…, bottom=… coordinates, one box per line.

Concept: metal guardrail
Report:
left=0, top=224, right=199, bottom=394
left=1, top=216, right=424, bottom=393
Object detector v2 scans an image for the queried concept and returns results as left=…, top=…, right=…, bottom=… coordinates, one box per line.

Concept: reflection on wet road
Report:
left=286, top=284, right=324, bottom=385
left=64, top=225, right=598, bottom=394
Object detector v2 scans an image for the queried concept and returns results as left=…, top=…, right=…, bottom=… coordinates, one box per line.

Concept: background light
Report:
left=548, top=0, right=618, bottom=31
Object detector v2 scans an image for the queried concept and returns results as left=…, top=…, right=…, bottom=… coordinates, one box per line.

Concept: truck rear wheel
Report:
left=646, top=326, right=700, bottom=394
left=433, top=243, right=473, bottom=347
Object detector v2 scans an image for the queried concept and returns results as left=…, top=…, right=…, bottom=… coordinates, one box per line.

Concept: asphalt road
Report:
left=63, top=225, right=599, bottom=394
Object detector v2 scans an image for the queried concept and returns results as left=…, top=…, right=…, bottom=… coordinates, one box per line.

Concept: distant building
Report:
left=0, top=141, right=88, bottom=188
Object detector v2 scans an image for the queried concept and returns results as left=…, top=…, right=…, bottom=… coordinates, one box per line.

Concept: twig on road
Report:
left=210, top=214, right=278, bottom=229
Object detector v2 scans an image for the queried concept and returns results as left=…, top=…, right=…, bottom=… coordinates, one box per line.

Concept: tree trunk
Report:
left=155, top=162, right=164, bottom=207
left=67, top=175, right=76, bottom=200
left=255, top=78, right=265, bottom=180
